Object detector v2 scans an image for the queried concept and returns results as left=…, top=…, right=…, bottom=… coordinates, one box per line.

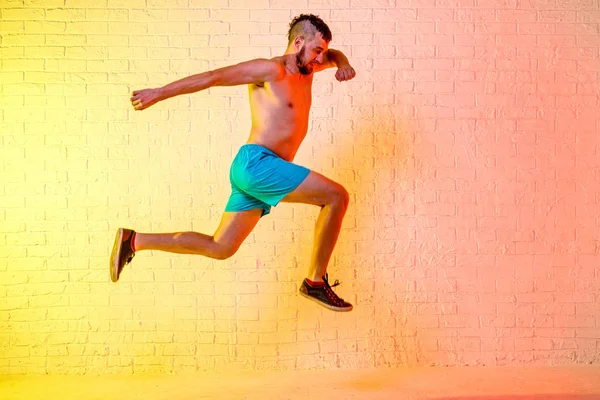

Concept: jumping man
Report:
left=111, top=14, right=356, bottom=312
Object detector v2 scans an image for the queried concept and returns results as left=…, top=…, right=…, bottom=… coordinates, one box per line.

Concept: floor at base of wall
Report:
left=2, top=365, right=600, bottom=400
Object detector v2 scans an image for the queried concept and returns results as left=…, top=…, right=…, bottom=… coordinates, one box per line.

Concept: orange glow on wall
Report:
left=1, top=2, right=599, bottom=374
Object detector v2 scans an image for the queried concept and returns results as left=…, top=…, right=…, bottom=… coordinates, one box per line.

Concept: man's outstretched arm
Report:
left=130, top=58, right=285, bottom=110
left=314, top=49, right=356, bottom=82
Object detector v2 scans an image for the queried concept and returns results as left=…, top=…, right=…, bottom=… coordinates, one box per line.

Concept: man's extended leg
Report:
left=134, top=209, right=262, bottom=258
left=110, top=208, right=262, bottom=281
left=280, top=170, right=353, bottom=312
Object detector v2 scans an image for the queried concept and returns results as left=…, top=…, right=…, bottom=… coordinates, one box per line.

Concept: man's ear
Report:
left=293, top=36, right=305, bottom=50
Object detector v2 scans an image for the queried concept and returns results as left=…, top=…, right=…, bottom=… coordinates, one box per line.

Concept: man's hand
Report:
left=130, top=88, right=162, bottom=111
left=335, top=64, right=356, bottom=82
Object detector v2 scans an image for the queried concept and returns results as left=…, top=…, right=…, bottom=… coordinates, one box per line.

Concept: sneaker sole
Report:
left=109, top=228, right=124, bottom=283
left=299, top=290, right=353, bottom=312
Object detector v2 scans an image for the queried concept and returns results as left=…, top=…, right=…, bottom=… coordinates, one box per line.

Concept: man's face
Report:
left=295, top=33, right=328, bottom=75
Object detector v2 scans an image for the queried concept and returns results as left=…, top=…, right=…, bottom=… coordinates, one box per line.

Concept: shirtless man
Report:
left=111, top=14, right=356, bottom=312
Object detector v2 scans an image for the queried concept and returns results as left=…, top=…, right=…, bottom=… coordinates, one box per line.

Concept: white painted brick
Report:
left=3, top=0, right=599, bottom=374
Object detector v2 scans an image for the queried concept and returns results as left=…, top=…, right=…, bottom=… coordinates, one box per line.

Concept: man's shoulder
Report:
left=266, top=55, right=291, bottom=72
left=255, top=56, right=292, bottom=81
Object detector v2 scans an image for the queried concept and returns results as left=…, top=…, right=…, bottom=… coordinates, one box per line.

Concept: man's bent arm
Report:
left=313, top=49, right=350, bottom=71
left=326, top=49, right=350, bottom=68
left=314, top=49, right=355, bottom=82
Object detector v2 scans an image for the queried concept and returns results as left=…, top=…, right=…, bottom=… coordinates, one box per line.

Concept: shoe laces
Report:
left=322, top=273, right=346, bottom=306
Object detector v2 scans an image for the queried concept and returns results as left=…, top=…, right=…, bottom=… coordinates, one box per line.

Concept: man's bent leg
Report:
left=133, top=208, right=263, bottom=259
left=280, top=170, right=352, bottom=312
left=280, top=171, right=349, bottom=283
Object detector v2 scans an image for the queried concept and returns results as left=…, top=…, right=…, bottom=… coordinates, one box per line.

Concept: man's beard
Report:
left=295, top=46, right=313, bottom=75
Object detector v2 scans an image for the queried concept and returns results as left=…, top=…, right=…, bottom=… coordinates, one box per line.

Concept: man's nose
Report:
left=316, top=53, right=323, bottom=63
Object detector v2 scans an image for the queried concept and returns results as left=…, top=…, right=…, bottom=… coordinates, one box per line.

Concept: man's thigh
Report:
left=213, top=208, right=263, bottom=251
left=279, top=170, right=347, bottom=206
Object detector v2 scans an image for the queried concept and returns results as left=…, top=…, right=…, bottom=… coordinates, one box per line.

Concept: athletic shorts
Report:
left=224, top=144, right=310, bottom=217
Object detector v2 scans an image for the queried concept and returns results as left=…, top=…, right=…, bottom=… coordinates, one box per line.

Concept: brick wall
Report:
left=1, top=0, right=599, bottom=374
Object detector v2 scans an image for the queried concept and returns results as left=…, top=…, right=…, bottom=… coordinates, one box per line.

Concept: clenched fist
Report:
left=130, top=88, right=162, bottom=111
left=335, top=64, right=356, bottom=82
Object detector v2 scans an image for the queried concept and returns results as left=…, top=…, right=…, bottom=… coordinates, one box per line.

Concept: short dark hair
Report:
left=287, top=14, right=332, bottom=45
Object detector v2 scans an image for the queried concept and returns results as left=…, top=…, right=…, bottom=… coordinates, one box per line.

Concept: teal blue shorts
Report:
left=225, top=144, right=310, bottom=217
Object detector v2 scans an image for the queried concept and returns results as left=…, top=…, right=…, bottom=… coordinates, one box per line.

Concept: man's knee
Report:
left=213, top=240, right=239, bottom=260
left=330, top=185, right=350, bottom=209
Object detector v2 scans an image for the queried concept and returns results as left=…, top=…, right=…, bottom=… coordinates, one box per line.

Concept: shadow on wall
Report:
left=332, top=88, right=425, bottom=365
left=330, top=102, right=417, bottom=269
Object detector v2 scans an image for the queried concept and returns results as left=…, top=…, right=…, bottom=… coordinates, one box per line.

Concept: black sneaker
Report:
left=110, top=228, right=136, bottom=282
left=299, top=273, right=353, bottom=312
